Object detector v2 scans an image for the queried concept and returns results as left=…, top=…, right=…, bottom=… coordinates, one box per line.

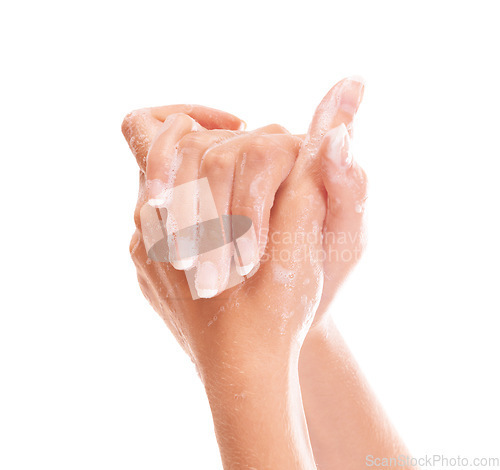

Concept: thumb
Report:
left=321, top=123, right=367, bottom=221
left=273, top=76, right=366, bottom=235
left=319, top=123, right=368, bottom=297
left=300, top=76, right=365, bottom=164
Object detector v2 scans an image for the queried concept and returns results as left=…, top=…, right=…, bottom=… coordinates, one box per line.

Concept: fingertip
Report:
left=146, top=179, right=172, bottom=208
left=338, top=76, right=365, bottom=117
left=346, top=75, right=366, bottom=87
left=171, top=257, right=197, bottom=271
left=195, top=261, right=219, bottom=299
left=305, top=76, right=365, bottom=151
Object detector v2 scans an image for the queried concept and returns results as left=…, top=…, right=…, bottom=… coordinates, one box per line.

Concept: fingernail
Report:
left=167, top=214, right=197, bottom=271
left=325, top=123, right=352, bottom=169
left=170, top=238, right=197, bottom=270
left=339, top=76, right=365, bottom=116
left=171, top=233, right=197, bottom=271
left=195, top=261, right=219, bottom=298
left=171, top=257, right=196, bottom=270
left=147, top=179, right=171, bottom=208
left=235, top=233, right=257, bottom=276
left=347, top=75, right=366, bottom=86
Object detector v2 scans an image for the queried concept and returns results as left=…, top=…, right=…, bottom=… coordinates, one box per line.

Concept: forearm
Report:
left=299, top=317, right=414, bottom=470
left=198, top=345, right=316, bottom=470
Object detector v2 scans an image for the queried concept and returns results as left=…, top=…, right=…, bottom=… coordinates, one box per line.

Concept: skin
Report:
left=122, top=78, right=416, bottom=469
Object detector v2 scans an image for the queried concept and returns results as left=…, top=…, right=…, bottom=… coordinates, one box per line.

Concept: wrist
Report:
left=196, top=337, right=300, bottom=389
left=190, top=305, right=303, bottom=383
left=200, top=351, right=316, bottom=470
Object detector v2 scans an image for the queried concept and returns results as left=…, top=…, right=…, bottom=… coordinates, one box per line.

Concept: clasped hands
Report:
left=122, top=77, right=374, bottom=470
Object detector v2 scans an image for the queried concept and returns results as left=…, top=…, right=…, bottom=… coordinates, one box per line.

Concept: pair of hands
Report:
left=122, top=77, right=367, bottom=375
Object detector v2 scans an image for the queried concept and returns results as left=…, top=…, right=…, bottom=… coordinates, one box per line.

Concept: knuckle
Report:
left=251, top=134, right=271, bottom=149
left=179, top=130, right=236, bottom=156
left=178, top=131, right=211, bottom=154
left=203, top=147, right=234, bottom=174
left=254, top=123, right=290, bottom=135
left=248, top=134, right=298, bottom=165
left=166, top=112, right=195, bottom=129
left=121, top=109, right=146, bottom=138
left=247, top=136, right=273, bottom=162
left=264, top=123, right=290, bottom=135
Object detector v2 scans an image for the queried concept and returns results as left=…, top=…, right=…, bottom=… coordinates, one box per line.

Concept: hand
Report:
left=122, top=79, right=368, bottom=469
left=123, top=78, right=367, bottom=336
left=125, top=107, right=321, bottom=469
left=126, top=117, right=315, bottom=365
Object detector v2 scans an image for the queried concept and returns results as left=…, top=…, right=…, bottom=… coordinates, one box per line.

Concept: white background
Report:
left=1, top=0, right=499, bottom=468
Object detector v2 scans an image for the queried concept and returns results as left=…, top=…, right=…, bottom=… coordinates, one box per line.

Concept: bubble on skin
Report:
left=249, top=174, right=267, bottom=201
left=272, top=264, right=295, bottom=286
left=239, top=152, right=247, bottom=175
left=165, top=146, right=183, bottom=191
left=146, top=258, right=152, bottom=265
left=279, top=309, right=295, bottom=335
left=147, top=135, right=184, bottom=205
left=207, top=315, right=218, bottom=327
left=354, top=201, right=365, bottom=213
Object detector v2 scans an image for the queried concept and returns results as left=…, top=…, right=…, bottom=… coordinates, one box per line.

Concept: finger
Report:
left=175, top=130, right=240, bottom=187
left=194, top=140, right=240, bottom=298
left=294, top=76, right=365, bottom=178
left=311, top=76, right=365, bottom=139
left=150, top=104, right=246, bottom=131
left=320, top=124, right=368, bottom=297
left=145, top=113, right=202, bottom=206
left=133, top=173, right=195, bottom=295
left=231, top=134, right=301, bottom=275
left=267, top=77, right=365, bottom=276
left=168, top=129, right=238, bottom=270
left=122, top=109, right=163, bottom=172
left=314, top=78, right=366, bottom=295
left=321, top=124, right=367, bottom=225
left=122, top=105, right=246, bottom=171
left=274, top=76, right=366, bottom=225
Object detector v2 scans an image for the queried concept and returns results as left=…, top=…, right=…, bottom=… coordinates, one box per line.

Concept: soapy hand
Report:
left=122, top=78, right=367, bottom=359
left=120, top=79, right=418, bottom=470
left=122, top=78, right=372, bottom=470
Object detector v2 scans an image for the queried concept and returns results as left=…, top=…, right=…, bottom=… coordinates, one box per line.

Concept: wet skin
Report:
left=122, top=78, right=414, bottom=470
